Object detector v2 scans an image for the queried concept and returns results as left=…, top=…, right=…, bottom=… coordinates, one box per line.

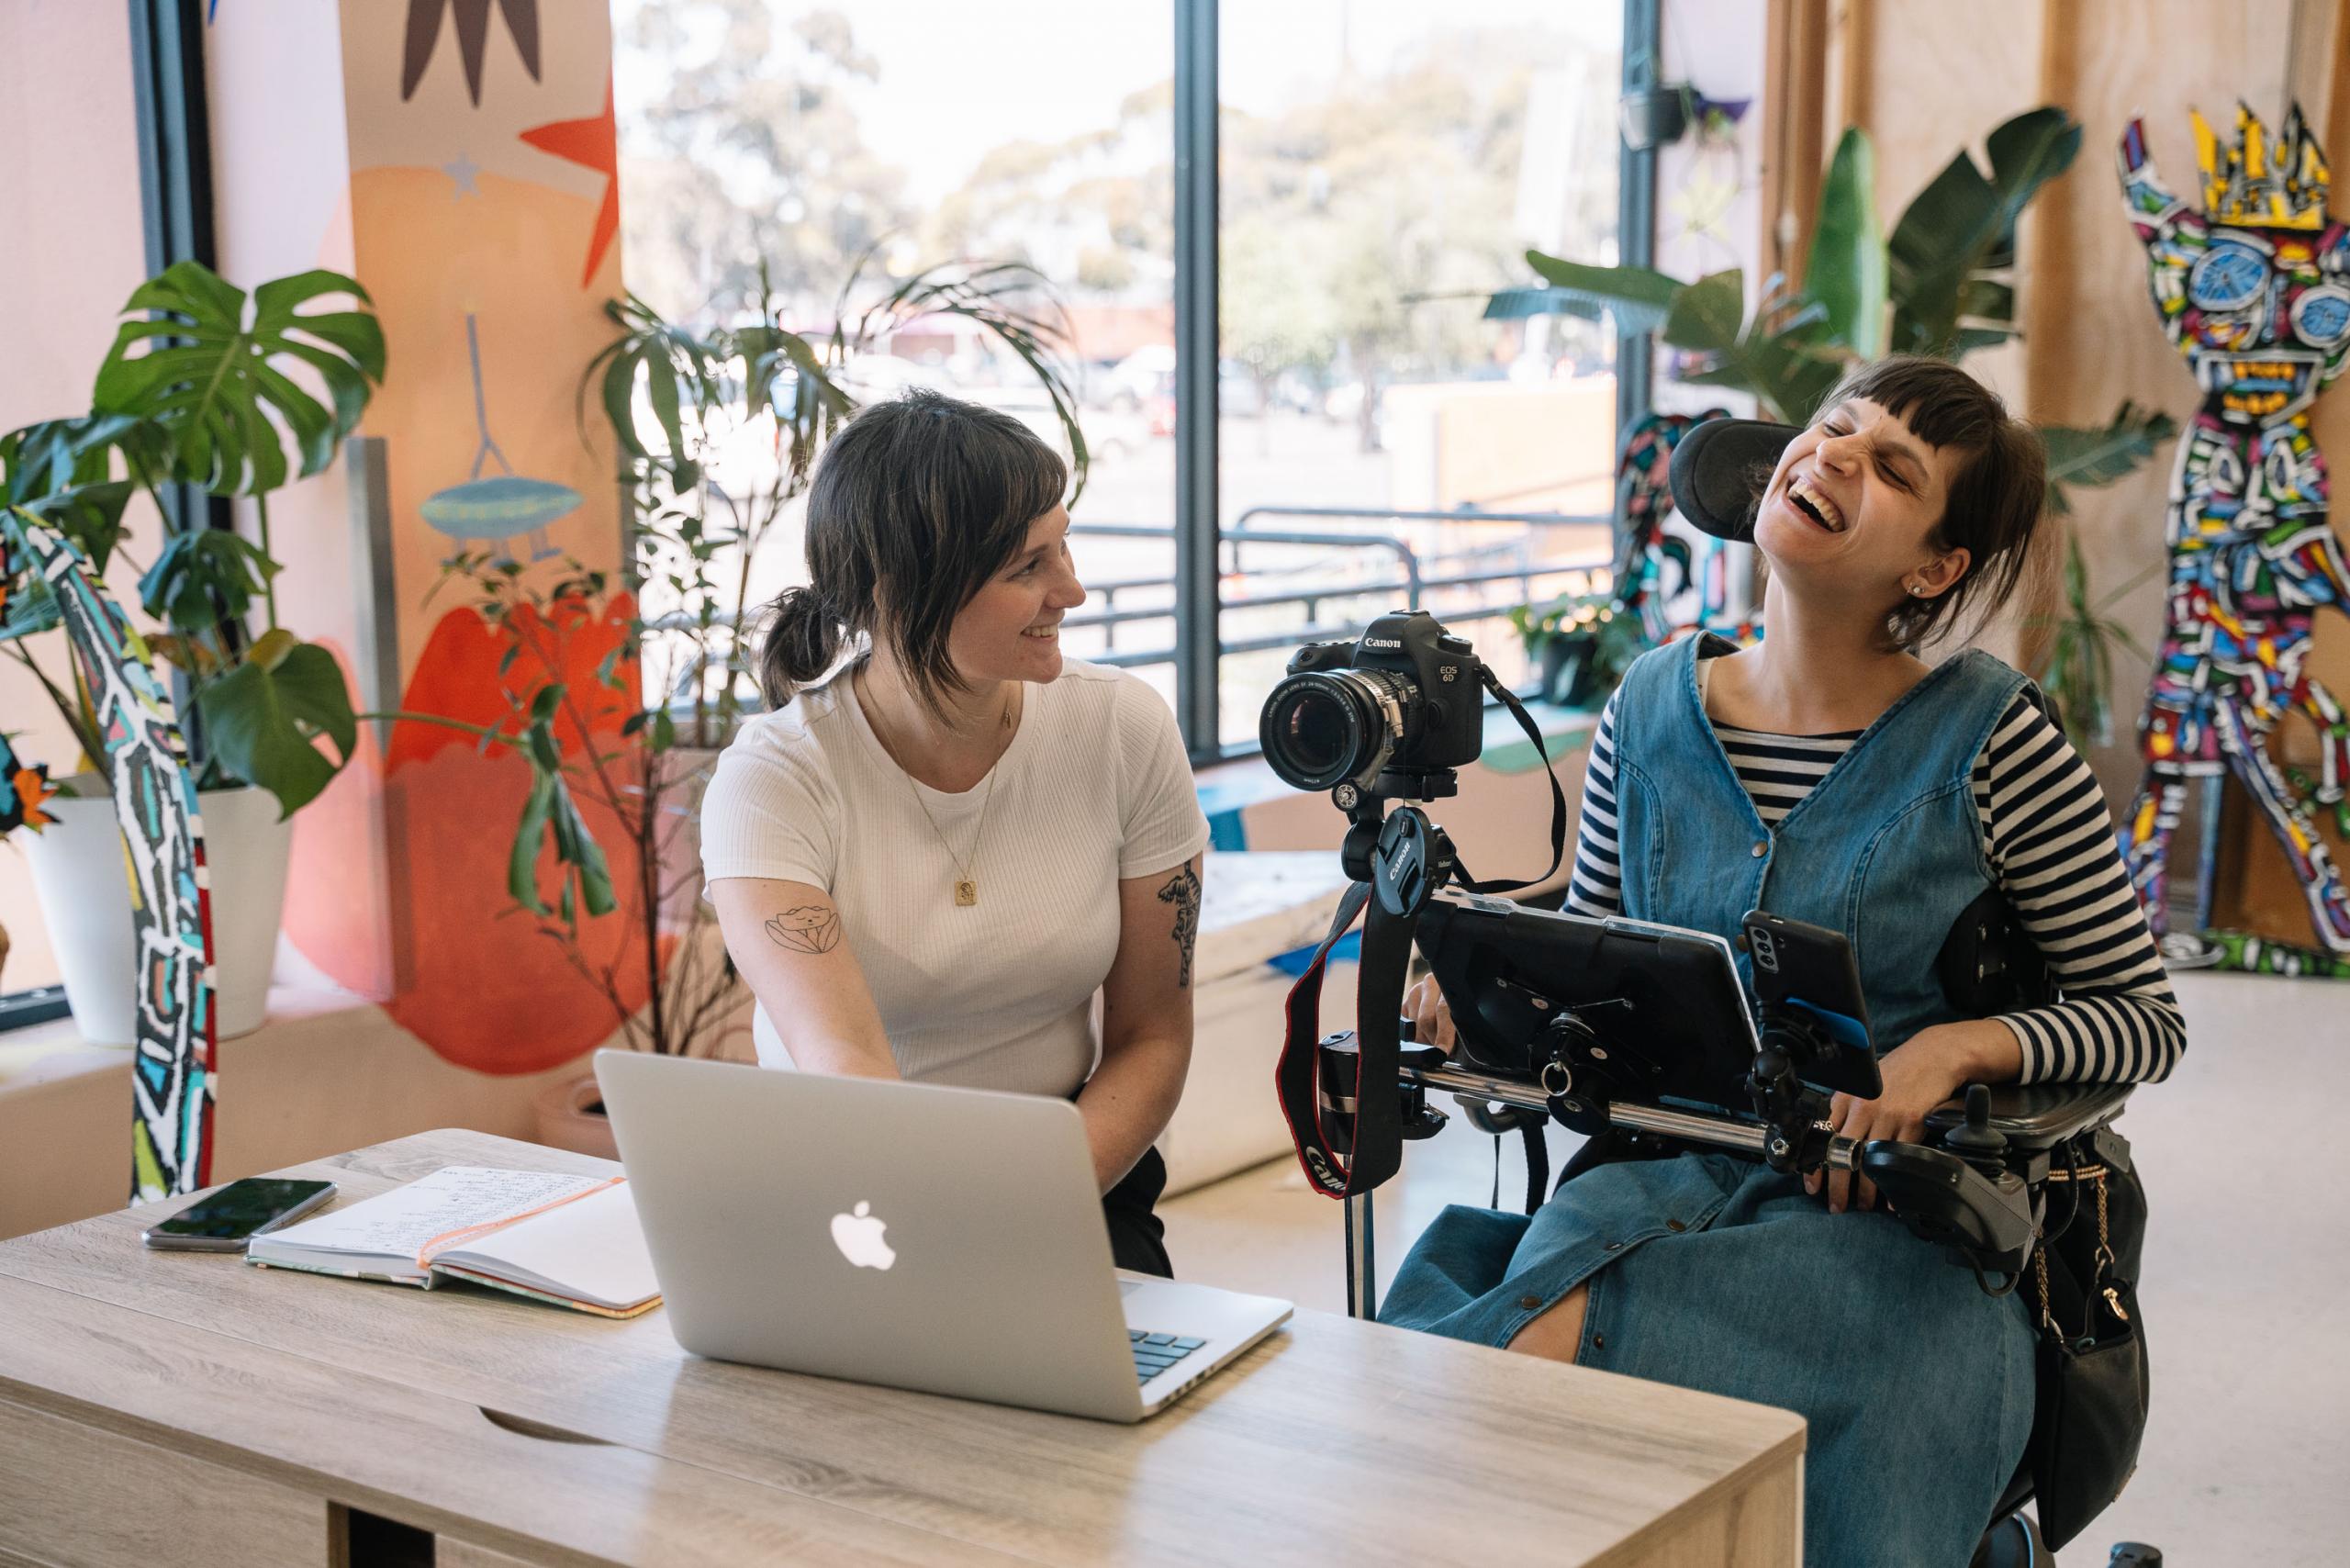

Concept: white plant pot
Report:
left=22, top=778, right=294, bottom=1045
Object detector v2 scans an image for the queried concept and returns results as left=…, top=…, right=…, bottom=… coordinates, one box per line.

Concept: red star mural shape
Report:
left=520, top=80, right=618, bottom=289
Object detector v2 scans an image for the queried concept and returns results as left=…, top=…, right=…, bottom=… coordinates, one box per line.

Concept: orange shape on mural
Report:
left=289, top=599, right=663, bottom=1076
left=519, top=79, right=619, bottom=288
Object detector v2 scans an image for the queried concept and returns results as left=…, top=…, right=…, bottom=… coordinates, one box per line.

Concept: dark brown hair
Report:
left=1807, top=355, right=2048, bottom=652
left=755, top=389, right=1068, bottom=715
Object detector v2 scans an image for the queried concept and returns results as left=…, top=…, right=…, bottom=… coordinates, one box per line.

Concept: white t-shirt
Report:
left=699, top=658, right=1210, bottom=1096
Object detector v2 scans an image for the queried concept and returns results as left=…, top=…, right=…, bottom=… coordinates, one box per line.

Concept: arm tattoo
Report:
left=765, top=905, right=843, bottom=956
left=1156, top=864, right=1202, bottom=989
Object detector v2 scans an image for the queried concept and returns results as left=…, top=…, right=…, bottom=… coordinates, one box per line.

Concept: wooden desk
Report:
left=0, top=1129, right=1804, bottom=1567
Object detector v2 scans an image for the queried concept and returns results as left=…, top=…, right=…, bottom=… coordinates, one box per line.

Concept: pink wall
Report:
left=0, top=0, right=158, bottom=991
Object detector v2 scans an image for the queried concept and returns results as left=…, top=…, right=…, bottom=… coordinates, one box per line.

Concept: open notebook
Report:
left=246, top=1166, right=662, bottom=1318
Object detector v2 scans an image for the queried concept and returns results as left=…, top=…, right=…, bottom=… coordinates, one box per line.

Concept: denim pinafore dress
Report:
left=1378, top=633, right=2042, bottom=1568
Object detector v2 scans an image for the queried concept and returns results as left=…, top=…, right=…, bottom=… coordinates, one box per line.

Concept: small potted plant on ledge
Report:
left=2, top=263, right=384, bottom=1042
left=1508, top=589, right=1644, bottom=710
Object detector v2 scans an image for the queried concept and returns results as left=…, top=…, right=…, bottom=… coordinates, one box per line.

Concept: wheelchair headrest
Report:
left=1665, top=417, right=1801, bottom=542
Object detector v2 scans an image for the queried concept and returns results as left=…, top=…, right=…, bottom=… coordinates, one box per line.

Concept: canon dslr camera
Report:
left=1259, top=610, right=1488, bottom=801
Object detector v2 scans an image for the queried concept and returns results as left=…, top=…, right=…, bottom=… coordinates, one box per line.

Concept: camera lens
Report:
left=1260, top=668, right=1417, bottom=790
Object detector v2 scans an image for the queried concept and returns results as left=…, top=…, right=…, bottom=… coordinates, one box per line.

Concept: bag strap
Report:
left=2034, top=1159, right=2129, bottom=1346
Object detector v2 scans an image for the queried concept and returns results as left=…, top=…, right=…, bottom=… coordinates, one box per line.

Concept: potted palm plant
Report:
left=3, top=263, right=384, bottom=1041
left=444, top=256, right=1089, bottom=1154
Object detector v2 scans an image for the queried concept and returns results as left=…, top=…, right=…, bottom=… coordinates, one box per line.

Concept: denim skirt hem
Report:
left=1377, top=1150, right=2036, bottom=1568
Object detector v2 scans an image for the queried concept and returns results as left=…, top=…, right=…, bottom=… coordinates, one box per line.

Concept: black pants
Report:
left=1102, top=1145, right=1173, bottom=1277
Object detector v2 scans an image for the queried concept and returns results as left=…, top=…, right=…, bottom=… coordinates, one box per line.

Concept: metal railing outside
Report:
left=1064, top=505, right=1615, bottom=672
left=638, top=506, right=1617, bottom=749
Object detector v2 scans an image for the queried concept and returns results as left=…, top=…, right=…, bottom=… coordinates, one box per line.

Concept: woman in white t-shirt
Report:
left=699, top=390, right=1209, bottom=1275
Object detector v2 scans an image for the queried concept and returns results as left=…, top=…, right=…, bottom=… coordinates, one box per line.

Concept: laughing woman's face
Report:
left=1752, top=397, right=1972, bottom=613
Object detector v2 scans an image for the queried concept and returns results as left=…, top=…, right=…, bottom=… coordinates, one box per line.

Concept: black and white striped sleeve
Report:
left=1564, top=689, right=1626, bottom=917
left=1975, top=696, right=2188, bottom=1084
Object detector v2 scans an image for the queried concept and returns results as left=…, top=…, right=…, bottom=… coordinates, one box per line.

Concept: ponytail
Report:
left=755, top=586, right=845, bottom=708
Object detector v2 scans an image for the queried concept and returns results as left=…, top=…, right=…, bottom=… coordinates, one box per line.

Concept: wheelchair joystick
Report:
left=1943, top=1083, right=2009, bottom=1172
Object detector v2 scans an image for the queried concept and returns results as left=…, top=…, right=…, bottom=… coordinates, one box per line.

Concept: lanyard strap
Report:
left=1276, top=880, right=1388, bottom=1198
left=1273, top=678, right=1571, bottom=1201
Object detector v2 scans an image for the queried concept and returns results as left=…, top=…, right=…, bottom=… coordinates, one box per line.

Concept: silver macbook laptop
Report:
left=595, top=1051, right=1292, bottom=1422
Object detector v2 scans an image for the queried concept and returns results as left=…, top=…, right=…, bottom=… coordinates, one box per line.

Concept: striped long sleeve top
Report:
left=1566, top=663, right=2187, bottom=1083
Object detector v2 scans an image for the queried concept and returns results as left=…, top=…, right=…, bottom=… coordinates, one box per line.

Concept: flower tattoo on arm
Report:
left=765, top=905, right=843, bottom=956
left=1157, top=864, right=1202, bottom=989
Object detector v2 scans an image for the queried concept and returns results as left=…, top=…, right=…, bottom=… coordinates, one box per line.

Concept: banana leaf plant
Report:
left=1489, top=106, right=2163, bottom=727
left=1494, top=107, right=2084, bottom=419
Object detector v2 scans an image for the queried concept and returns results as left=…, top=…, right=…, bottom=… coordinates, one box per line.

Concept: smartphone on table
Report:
left=1740, top=910, right=1881, bottom=1098
left=140, top=1178, right=337, bottom=1251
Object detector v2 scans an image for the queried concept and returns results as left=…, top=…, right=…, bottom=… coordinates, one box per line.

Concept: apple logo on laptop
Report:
left=830, top=1201, right=896, bottom=1270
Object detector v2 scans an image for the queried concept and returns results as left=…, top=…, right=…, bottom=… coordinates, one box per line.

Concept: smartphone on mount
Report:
left=140, top=1177, right=337, bottom=1251
left=1740, top=910, right=1881, bottom=1098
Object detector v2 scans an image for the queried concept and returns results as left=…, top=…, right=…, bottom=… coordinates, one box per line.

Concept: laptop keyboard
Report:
left=1129, top=1329, right=1207, bottom=1383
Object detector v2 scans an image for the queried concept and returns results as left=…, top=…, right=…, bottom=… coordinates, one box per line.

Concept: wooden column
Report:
left=1762, top=0, right=1831, bottom=286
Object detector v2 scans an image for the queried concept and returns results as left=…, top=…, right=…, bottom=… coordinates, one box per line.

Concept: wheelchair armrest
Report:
left=1923, top=1081, right=2133, bottom=1154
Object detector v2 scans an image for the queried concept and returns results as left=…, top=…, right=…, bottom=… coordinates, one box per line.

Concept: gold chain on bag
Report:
left=2034, top=1163, right=2125, bottom=1338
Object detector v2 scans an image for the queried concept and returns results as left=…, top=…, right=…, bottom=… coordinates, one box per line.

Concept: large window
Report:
left=614, top=0, right=1184, bottom=711
left=613, top=0, right=1637, bottom=759
left=1214, top=2, right=1625, bottom=747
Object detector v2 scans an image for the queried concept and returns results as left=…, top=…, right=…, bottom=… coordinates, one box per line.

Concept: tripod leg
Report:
left=1345, top=1190, right=1378, bottom=1320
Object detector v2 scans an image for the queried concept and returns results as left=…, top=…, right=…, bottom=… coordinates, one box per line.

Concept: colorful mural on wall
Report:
left=401, top=0, right=542, bottom=104
left=224, top=1, right=652, bottom=1073
left=1616, top=409, right=1738, bottom=643
left=420, top=313, right=581, bottom=562
left=2117, top=104, right=2350, bottom=971
left=2, top=511, right=216, bottom=1199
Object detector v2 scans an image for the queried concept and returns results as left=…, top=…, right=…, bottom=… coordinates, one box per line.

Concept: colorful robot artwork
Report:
left=1617, top=408, right=1738, bottom=643
left=1, top=510, right=218, bottom=1199
left=2118, top=104, right=2350, bottom=969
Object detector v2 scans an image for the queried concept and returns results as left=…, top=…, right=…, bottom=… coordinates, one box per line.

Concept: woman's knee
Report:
left=1503, top=1282, right=1589, bottom=1361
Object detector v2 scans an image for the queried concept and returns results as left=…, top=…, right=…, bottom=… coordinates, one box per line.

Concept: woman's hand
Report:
left=1404, top=973, right=1457, bottom=1054
left=1809, top=1019, right=2024, bottom=1213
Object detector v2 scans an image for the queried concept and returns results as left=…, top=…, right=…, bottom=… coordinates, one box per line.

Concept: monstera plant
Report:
left=0, top=261, right=584, bottom=1043
left=1491, top=107, right=2173, bottom=743
left=0, top=263, right=385, bottom=1040
left=4, top=263, right=382, bottom=814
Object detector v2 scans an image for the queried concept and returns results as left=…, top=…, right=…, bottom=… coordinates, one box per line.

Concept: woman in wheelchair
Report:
left=1391, top=356, right=2185, bottom=1568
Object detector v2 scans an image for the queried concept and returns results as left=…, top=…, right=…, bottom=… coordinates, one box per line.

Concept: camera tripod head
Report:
left=1338, top=798, right=1459, bottom=918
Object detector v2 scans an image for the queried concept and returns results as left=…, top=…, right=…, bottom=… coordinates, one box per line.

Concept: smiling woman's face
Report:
left=1752, top=397, right=1973, bottom=611
left=944, top=503, right=1086, bottom=687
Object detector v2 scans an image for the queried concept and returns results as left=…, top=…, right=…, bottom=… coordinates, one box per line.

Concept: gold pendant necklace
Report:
left=863, top=673, right=1014, bottom=907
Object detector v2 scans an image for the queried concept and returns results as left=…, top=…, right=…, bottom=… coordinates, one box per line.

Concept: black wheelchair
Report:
left=1297, top=883, right=2152, bottom=1568
left=1267, top=417, right=2160, bottom=1565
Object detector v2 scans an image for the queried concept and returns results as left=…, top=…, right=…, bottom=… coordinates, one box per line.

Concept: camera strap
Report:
left=1450, top=674, right=1569, bottom=895
left=1274, top=677, right=1572, bottom=1202
left=1275, top=879, right=1395, bottom=1199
